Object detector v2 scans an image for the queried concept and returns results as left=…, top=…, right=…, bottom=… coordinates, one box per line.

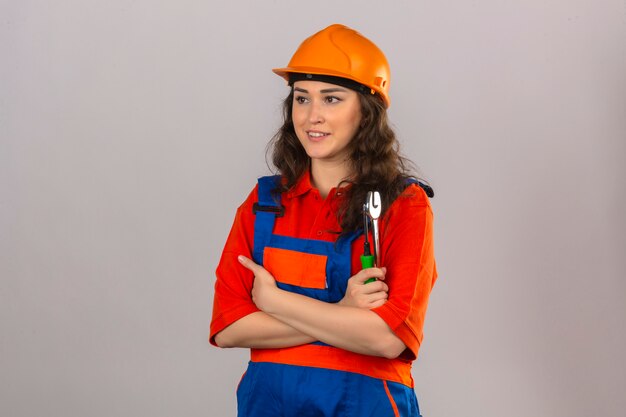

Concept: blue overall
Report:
left=237, top=175, right=423, bottom=417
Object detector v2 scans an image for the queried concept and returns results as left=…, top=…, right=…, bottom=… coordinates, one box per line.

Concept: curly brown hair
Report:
left=267, top=89, right=425, bottom=234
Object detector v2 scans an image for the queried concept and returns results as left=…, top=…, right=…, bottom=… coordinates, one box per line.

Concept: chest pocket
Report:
left=263, top=247, right=327, bottom=290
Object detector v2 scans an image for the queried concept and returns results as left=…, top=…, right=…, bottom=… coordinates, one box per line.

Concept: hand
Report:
left=238, top=255, right=280, bottom=312
left=339, top=267, right=388, bottom=309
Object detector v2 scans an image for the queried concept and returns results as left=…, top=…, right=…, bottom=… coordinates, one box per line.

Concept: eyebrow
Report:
left=294, top=87, right=349, bottom=94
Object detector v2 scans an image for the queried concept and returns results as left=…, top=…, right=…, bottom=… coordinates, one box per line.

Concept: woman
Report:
left=210, top=24, right=437, bottom=417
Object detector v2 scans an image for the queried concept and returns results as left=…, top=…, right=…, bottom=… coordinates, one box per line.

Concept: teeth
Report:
left=309, top=132, right=327, bottom=137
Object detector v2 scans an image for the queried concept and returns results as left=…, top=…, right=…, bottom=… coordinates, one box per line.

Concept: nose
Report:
left=307, top=100, right=324, bottom=124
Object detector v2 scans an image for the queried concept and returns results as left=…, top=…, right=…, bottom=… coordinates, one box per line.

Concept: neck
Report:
left=310, top=160, right=352, bottom=199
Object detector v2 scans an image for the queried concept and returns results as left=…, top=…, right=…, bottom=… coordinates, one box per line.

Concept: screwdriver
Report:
left=360, top=203, right=377, bottom=284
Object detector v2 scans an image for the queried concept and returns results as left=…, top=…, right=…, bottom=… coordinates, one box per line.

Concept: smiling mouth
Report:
left=307, top=131, right=330, bottom=140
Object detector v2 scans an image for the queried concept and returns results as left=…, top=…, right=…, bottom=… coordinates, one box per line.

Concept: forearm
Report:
left=214, top=311, right=316, bottom=349
left=262, top=289, right=406, bottom=358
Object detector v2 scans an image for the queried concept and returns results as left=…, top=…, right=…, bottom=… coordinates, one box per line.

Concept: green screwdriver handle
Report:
left=361, top=255, right=376, bottom=284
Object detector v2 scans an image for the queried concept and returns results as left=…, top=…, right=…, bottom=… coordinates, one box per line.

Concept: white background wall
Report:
left=2, top=1, right=625, bottom=416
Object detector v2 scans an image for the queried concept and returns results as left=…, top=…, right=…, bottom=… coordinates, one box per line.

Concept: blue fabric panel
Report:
left=252, top=211, right=274, bottom=265
left=252, top=176, right=282, bottom=264
left=256, top=175, right=282, bottom=206
left=238, top=362, right=421, bottom=417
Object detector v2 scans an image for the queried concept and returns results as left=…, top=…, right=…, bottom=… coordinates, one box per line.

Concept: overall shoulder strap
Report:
left=252, top=175, right=283, bottom=264
left=406, top=178, right=434, bottom=198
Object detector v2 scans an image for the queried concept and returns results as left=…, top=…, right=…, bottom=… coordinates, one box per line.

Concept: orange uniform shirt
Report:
left=210, top=172, right=437, bottom=361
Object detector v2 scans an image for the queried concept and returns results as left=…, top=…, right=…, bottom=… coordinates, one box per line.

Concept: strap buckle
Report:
left=253, top=203, right=285, bottom=218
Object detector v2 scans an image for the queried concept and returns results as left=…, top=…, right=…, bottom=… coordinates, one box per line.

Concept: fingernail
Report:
left=238, top=255, right=245, bottom=263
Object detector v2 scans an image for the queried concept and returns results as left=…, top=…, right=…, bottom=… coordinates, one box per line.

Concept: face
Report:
left=291, top=80, right=362, bottom=166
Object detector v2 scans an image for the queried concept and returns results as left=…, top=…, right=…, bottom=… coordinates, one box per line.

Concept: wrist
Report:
left=259, top=285, right=283, bottom=314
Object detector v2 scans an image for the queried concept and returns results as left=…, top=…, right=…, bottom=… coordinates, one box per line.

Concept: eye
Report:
left=294, top=95, right=309, bottom=104
left=324, top=96, right=342, bottom=104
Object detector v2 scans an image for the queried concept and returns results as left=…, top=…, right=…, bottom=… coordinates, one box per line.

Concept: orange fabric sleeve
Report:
left=370, top=185, right=438, bottom=361
left=209, top=186, right=260, bottom=346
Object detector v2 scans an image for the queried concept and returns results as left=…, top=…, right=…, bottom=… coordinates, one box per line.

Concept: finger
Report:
left=365, top=292, right=388, bottom=308
left=355, top=267, right=386, bottom=284
left=347, top=268, right=380, bottom=285
left=368, top=290, right=389, bottom=302
left=238, top=255, right=261, bottom=272
left=359, top=280, right=387, bottom=294
left=361, top=280, right=389, bottom=294
left=368, top=267, right=387, bottom=282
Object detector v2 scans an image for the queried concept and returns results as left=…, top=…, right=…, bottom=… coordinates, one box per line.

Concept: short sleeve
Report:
left=371, top=185, right=438, bottom=360
left=209, top=186, right=261, bottom=346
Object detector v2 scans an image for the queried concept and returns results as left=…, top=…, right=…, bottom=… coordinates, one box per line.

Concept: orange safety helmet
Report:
left=273, top=24, right=392, bottom=108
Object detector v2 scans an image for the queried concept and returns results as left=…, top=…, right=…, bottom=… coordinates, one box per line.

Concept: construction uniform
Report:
left=210, top=172, right=437, bottom=416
